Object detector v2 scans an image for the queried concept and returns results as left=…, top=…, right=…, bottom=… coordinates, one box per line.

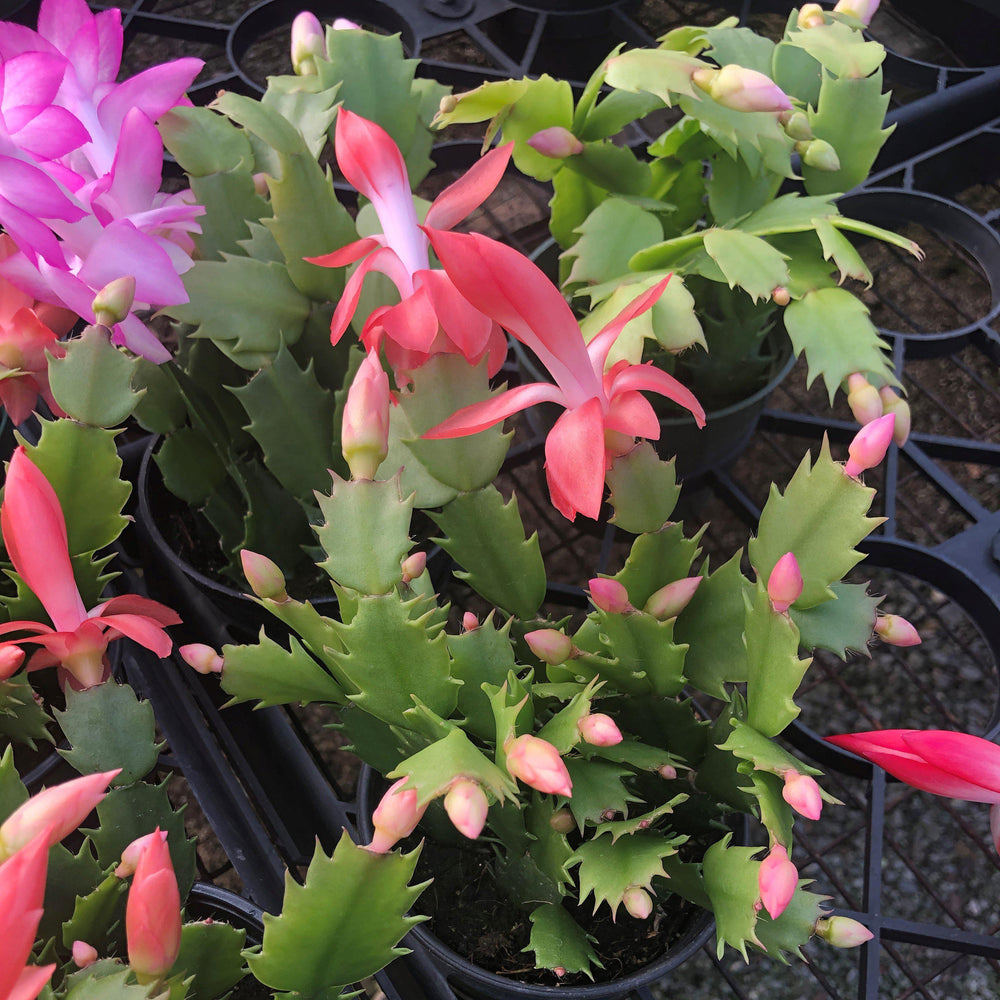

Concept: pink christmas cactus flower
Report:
left=0, top=447, right=181, bottom=689
left=307, top=109, right=511, bottom=379
left=125, top=827, right=182, bottom=983
left=421, top=230, right=705, bottom=520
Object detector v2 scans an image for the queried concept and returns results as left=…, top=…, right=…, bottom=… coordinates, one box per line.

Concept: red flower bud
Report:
left=643, top=577, right=701, bottom=620
left=874, top=614, right=921, bottom=646
left=240, top=550, right=288, bottom=602
left=178, top=643, right=223, bottom=675
left=126, top=828, right=182, bottom=983
left=578, top=713, right=623, bottom=747
left=844, top=413, right=895, bottom=478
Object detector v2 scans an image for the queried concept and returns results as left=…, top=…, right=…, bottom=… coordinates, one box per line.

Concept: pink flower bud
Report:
left=643, top=577, right=702, bottom=620
left=462, top=612, right=479, bottom=632
left=178, top=644, right=224, bottom=676
left=758, top=844, right=798, bottom=920
left=116, top=830, right=169, bottom=879
left=342, top=351, right=391, bottom=481
left=553, top=966, right=566, bottom=978
left=443, top=779, right=488, bottom=840
left=368, top=778, right=427, bottom=853
left=333, top=17, right=361, bottom=29
left=505, top=735, right=572, bottom=797
left=92, top=276, right=136, bottom=326
left=0, top=644, right=24, bottom=680
left=622, top=887, right=652, bottom=920
left=526, top=126, right=584, bottom=159
left=549, top=807, right=575, bottom=834
left=252, top=172, right=269, bottom=197
left=832, top=0, right=880, bottom=26
left=525, top=629, right=574, bottom=665
left=771, top=285, right=791, bottom=306
left=782, top=772, right=823, bottom=821
left=240, top=550, right=288, bottom=601
left=694, top=64, right=792, bottom=112
left=588, top=578, right=632, bottom=615
left=401, top=551, right=427, bottom=584
left=847, top=374, right=883, bottom=426
left=798, top=3, right=827, bottom=28
left=815, top=915, right=874, bottom=947
left=0, top=770, right=120, bottom=861
left=767, top=552, right=802, bottom=614
left=578, top=713, right=623, bottom=747
left=879, top=387, right=910, bottom=446
left=126, top=828, right=182, bottom=983
left=658, top=764, right=678, bottom=780
left=72, top=940, right=98, bottom=968
left=291, top=11, right=324, bottom=75
left=874, top=614, right=921, bottom=647
left=844, top=413, right=895, bottom=477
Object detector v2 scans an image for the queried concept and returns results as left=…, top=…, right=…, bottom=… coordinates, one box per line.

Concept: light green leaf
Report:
left=171, top=920, right=248, bottom=1000
left=606, top=443, right=681, bottom=535
left=604, top=48, right=704, bottom=106
left=562, top=758, right=639, bottom=833
left=526, top=903, right=601, bottom=977
left=704, top=229, right=789, bottom=302
left=566, top=199, right=662, bottom=287
left=785, top=21, right=884, bottom=80
left=702, top=834, right=762, bottom=959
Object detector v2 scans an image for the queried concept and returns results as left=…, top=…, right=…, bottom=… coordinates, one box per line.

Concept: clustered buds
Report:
left=367, top=778, right=427, bottom=853
left=443, top=779, right=489, bottom=840
left=578, top=713, right=623, bottom=747
left=782, top=771, right=823, bottom=821
left=588, top=578, right=632, bottom=615
left=240, top=549, right=289, bottom=602
left=692, top=64, right=792, bottom=113
left=844, top=413, right=895, bottom=478
left=767, top=552, right=802, bottom=615
left=643, top=576, right=701, bottom=620
left=527, top=126, right=584, bottom=159
left=758, top=844, right=798, bottom=920
left=342, top=350, right=391, bottom=481
left=505, top=735, right=573, bottom=797
left=874, top=614, right=921, bottom=647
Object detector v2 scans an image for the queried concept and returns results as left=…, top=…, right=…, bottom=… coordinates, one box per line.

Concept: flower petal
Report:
left=424, top=382, right=566, bottom=439
left=586, top=276, right=671, bottom=374
left=544, top=398, right=606, bottom=521
left=424, top=142, right=513, bottom=232
left=609, top=362, right=705, bottom=427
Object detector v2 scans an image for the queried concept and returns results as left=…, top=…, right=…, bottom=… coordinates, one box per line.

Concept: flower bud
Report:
left=72, top=940, right=98, bottom=968
left=462, top=612, right=479, bottom=632
left=782, top=110, right=813, bottom=140
left=178, top=643, right=223, bottom=675
left=767, top=552, right=802, bottom=614
left=116, top=830, right=169, bottom=879
left=758, top=844, right=797, bottom=920
left=847, top=373, right=883, bottom=426
left=549, top=807, right=575, bottom=834
left=252, top=172, right=270, bottom=197
left=126, top=828, right=182, bottom=983
left=333, top=17, right=360, bottom=29
left=815, top=915, right=874, bottom=947
left=797, top=138, right=841, bottom=172
left=588, top=578, right=632, bottom=615
left=878, top=387, right=911, bottom=446
left=771, top=285, right=791, bottom=306
left=694, top=63, right=792, bottom=113
left=643, top=577, right=702, bottom=620
left=0, top=643, right=25, bottom=680
left=0, top=770, right=120, bottom=861
left=798, top=3, right=827, bottom=28
left=578, top=713, right=623, bottom=747
left=782, top=771, right=823, bottom=821
left=658, top=764, right=678, bottom=780
left=439, top=94, right=459, bottom=115
left=622, top=887, right=652, bottom=920
left=832, top=0, right=880, bottom=26
left=874, top=614, right=921, bottom=646
left=444, top=779, right=489, bottom=840
left=92, top=276, right=136, bottom=327
left=240, top=549, right=288, bottom=601
left=525, top=629, right=574, bottom=665
left=553, top=967, right=566, bottom=978
left=526, top=126, right=584, bottom=159
left=290, top=11, right=324, bottom=76
left=342, top=351, right=391, bottom=481
left=368, top=778, right=427, bottom=853
left=401, top=551, right=427, bottom=584
left=844, top=413, right=895, bottom=477
left=505, top=735, right=572, bottom=797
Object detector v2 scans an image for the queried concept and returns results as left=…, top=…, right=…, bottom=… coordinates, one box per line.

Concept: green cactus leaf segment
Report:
left=754, top=886, right=830, bottom=962
left=537, top=679, right=601, bottom=753
left=703, top=229, right=790, bottom=303
left=261, top=73, right=339, bottom=157
left=448, top=615, right=517, bottom=741
left=63, top=968, right=150, bottom=1000
left=705, top=23, right=775, bottom=74
left=170, top=919, right=248, bottom=1000
left=60, top=872, right=127, bottom=952
left=702, top=834, right=763, bottom=959
left=603, top=48, right=704, bottom=106
left=613, top=521, right=703, bottom=608
left=0, top=674, right=53, bottom=750
left=563, top=758, right=640, bottom=833
left=593, top=794, right=689, bottom=843
left=566, top=199, right=662, bottom=288
left=791, top=580, right=881, bottom=658
left=786, top=21, right=884, bottom=81
left=594, top=612, right=689, bottom=696
left=0, top=744, right=28, bottom=821
left=527, top=903, right=602, bottom=978
left=39, top=840, right=104, bottom=945
left=525, top=795, right=575, bottom=893
left=605, top=443, right=681, bottom=535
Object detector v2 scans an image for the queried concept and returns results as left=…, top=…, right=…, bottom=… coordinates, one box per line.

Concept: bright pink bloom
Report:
left=767, top=552, right=803, bottom=614
left=126, top=827, right=182, bottom=982
left=307, top=110, right=510, bottom=378
left=643, top=576, right=701, bottom=620
left=0, top=833, right=55, bottom=1000
left=0, top=447, right=181, bottom=688
left=781, top=771, right=823, bottom=821
left=578, top=713, right=623, bottom=747
left=367, top=777, right=427, bottom=853
left=588, top=578, right=632, bottom=615
left=0, top=769, right=118, bottom=861
left=505, top=734, right=572, bottom=797
left=342, top=350, right=391, bottom=480
left=758, top=844, right=797, bottom=919
left=844, top=413, right=895, bottom=477
left=421, top=230, right=705, bottom=520
left=443, top=779, right=489, bottom=840
left=874, top=614, right=921, bottom=646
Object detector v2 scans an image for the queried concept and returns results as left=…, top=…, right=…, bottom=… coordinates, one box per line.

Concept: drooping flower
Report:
left=0, top=446, right=181, bottom=688
left=125, top=828, right=182, bottom=984
left=307, top=109, right=511, bottom=379
left=421, top=229, right=705, bottom=521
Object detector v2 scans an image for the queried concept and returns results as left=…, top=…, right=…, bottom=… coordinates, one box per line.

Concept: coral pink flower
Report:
left=125, top=828, right=182, bottom=983
left=0, top=447, right=181, bottom=688
left=367, top=777, right=427, bottom=853
left=421, top=230, right=705, bottom=521
left=0, top=833, right=55, bottom=1000
left=758, top=844, right=797, bottom=919
left=505, top=735, right=572, bottom=797
left=307, top=109, right=511, bottom=379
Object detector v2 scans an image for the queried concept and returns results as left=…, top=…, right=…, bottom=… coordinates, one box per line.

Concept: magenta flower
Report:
left=0, top=447, right=181, bottom=689
left=307, top=109, right=511, bottom=379
left=421, top=230, right=705, bottom=521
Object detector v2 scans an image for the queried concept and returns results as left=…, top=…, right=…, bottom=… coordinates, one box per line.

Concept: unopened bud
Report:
left=644, top=576, right=702, bottom=620
left=874, top=614, right=921, bottom=646
left=178, top=643, right=223, bottom=675
left=878, top=387, right=910, bottom=446
left=549, top=807, right=575, bottom=834
left=758, top=844, right=798, bottom=920
left=505, top=734, right=572, bottom=797
left=553, top=967, right=566, bottom=978
left=832, top=0, right=880, bottom=26
left=771, top=285, right=791, bottom=306
left=588, top=578, right=632, bottom=615
left=72, top=940, right=98, bottom=968
left=343, top=351, right=390, bottom=481
left=844, top=412, right=895, bottom=477
left=116, top=830, right=169, bottom=879
left=368, top=778, right=427, bottom=853
left=782, top=771, right=823, bottom=820
left=658, top=764, right=678, bottom=780
left=252, top=172, right=269, bottom=197
left=240, top=549, right=288, bottom=601
left=401, top=551, right=427, bottom=585
left=527, top=126, right=584, bottom=159
left=798, top=3, right=826, bottom=28
left=92, top=276, right=136, bottom=326
left=622, top=887, right=652, bottom=920
left=525, top=629, right=574, bottom=665
left=815, top=915, right=874, bottom=947
left=695, top=63, right=792, bottom=112
left=797, top=138, right=841, bottom=172
left=767, top=552, right=803, bottom=614
left=332, top=17, right=360, bottom=29
left=782, top=110, right=813, bottom=140
left=290, top=11, right=324, bottom=76
left=439, top=95, right=459, bottom=115
left=847, top=373, right=883, bottom=426
left=444, top=779, right=489, bottom=840
left=578, top=713, right=623, bottom=747
left=462, top=612, right=479, bottom=632
left=0, top=644, right=24, bottom=679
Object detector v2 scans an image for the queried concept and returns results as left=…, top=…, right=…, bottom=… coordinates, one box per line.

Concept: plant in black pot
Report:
left=182, top=116, right=921, bottom=993
left=434, top=0, right=918, bottom=476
